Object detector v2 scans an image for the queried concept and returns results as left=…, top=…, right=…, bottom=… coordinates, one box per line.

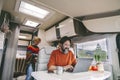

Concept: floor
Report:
left=13, top=75, right=26, bottom=80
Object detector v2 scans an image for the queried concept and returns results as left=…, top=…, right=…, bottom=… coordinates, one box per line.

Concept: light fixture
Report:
left=24, top=20, right=39, bottom=27
left=19, top=35, right=27, bottom=39
left=15, top=0, right=55, bottom=20
left=19, top=1, right=49, bottom=19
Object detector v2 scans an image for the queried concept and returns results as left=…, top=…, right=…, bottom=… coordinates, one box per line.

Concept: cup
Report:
left=56, top=66, right=63, bottom=75
left=97, top=63, right=104, bottom=72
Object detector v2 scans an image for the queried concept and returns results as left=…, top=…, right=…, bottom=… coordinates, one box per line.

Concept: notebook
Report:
left=73, top=58, right=93, bottom=73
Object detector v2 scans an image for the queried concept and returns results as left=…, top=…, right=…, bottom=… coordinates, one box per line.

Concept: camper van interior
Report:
left=0, top=0, right=120, bottom=80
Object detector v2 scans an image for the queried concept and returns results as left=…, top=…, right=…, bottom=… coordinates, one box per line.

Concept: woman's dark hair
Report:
left=59, top=36, right=71, bottom=44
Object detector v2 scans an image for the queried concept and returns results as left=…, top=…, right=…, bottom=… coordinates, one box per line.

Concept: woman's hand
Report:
left=32, top=53, right=38, bottom=57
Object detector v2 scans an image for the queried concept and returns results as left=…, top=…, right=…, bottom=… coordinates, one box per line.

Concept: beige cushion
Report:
left=38, top=46, right=56, bottom=71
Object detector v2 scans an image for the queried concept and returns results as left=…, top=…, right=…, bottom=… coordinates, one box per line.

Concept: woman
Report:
left=25, top=37, right=41, bottom=80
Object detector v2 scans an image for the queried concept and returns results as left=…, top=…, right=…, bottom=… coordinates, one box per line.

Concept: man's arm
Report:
left=48, top=65, right=74, bottom=73
left=48, top=65, right=57, bottom=71
left=47, top=51, right=56, bottom=71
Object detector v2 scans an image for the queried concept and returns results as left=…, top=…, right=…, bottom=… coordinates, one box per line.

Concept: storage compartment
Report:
left=82, top=15, right=120, bottom=33
left=58, top=18, right=76, bottom=37
left=18, top=40, right=29, bottom=46
left=45, top=18, right=93, bottom=42
left=45, top=26, right=57, bottom=42
left=58, top=18, right=93, bottom=37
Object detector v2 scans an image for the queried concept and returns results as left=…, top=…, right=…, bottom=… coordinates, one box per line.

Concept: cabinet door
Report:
left=59, top=18, right=76, bottom=37
left=18, top=40, right=29, bottom=46
left=45, top=26, right=57, bottom=42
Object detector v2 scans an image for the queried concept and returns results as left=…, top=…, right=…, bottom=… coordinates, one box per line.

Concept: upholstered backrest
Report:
left=37, top=46, right=56, bottom=71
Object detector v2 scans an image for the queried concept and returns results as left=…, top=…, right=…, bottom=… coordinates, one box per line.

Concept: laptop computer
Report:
left=73, top=58, right=93, bottom=73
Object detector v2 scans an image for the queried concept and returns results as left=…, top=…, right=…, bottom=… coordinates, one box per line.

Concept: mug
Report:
left=56, top=66, right=63, bottom=75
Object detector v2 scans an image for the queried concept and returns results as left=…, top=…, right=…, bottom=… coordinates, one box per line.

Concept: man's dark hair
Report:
left=59, top=36, right=71, bottom=44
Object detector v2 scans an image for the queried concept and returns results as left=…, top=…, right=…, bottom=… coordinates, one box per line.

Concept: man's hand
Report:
left=63, top=65, right=73, bottom=71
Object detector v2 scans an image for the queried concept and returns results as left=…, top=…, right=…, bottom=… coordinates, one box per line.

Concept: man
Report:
left=47, top=36, right=77, bottom=72
left=25, top=37, right=41, bottom=80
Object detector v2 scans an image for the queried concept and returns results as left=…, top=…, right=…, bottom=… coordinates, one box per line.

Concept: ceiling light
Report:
left=19, top=35, right=27, bottom=39
left=19, top=1, right=49, bottom=19
left=24, top=20, right=39, bottom=27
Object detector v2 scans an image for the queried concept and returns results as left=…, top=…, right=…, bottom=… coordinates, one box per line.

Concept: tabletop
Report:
left=31, top=71, right=111, bottom=80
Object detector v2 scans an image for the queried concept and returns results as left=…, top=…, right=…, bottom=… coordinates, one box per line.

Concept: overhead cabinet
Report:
left=58, top=18, right=76, bottom=37
left=18, top=40, right=29, bottom=46
left=45, top=26, right=57, bottom=42
left=45, top=18, right=92, bottom=42
left=45, top=18, right=77, bottom=42
left=58, top=18, right=91, bottom=37
left=82, top=15, right=120, bottom=33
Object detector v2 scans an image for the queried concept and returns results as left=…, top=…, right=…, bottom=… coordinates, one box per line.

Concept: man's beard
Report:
left=61, top=47, right=69, bottom=54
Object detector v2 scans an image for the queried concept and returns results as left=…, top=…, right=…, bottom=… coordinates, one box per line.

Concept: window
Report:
left=76, top=38, right=107, bottom=61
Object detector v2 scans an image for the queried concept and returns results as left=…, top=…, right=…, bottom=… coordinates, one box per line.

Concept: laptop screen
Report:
left=73, top=58, right=93, bottom=73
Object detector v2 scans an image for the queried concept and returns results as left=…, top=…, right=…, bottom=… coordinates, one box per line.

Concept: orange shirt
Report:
left=47, top=49, right=77, bottom=69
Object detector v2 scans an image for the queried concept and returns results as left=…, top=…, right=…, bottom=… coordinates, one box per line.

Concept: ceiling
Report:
left=2, top=0, right=66, bottom=31
left=2, top=0, right=120, bottom=32
left=38, top=0, right=120, bottom=17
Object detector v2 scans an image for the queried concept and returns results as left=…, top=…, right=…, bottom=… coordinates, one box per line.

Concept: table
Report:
left=31, top=71, right=111, bottom=80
